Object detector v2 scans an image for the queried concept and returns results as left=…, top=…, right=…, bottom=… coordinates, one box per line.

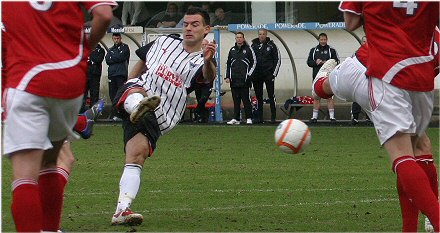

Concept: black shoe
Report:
left=351, top=118, right=358, bottom=126
left=330, top=118, right=337, bottom=125
left=309, top=118, right=318, bottom=123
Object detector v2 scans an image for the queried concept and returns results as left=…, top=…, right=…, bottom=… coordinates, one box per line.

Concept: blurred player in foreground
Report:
left=110, top=7, right=216, bottom=225
left=312, top=2, right=439, bottom=231
left=2, top=2, right=114, bottom=231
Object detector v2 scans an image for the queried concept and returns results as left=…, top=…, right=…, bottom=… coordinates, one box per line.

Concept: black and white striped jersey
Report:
left=130, top=35, right=204, bottom=135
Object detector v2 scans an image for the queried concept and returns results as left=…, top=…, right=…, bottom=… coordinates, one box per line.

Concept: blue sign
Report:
left=227, top=22, right=346, bottom=31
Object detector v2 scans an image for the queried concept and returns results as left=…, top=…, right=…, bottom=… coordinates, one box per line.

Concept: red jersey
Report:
left=339, top=2, right=439, bottom=91
left=355, top=43, right=368, bottom=67
left=2, top=1, right=117, bottom=99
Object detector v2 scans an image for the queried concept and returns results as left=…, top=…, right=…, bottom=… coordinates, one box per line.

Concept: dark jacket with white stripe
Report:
left=105, top=42, right=130, bottom=78
left=307, top=44, right=339, bottom=79
left=225, top=42, right=256, bottom=88
left=251, top=37, right=281, bottom=80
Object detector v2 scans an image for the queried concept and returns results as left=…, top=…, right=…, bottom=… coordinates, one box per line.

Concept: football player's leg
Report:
left=312, top=59, right=337, bottom=99
left=39, top=140, right=67, bottom=231
left=112, top=133, right=147, bottom=226
left=376, top=88, right=439, bottom=232
left=113, top=86, right=160, bottom=124
left=74, top=98, right=105, bottom=139
left=414, top=133, right=438, bottom=233
left=10, top=149, right=44, bottom=232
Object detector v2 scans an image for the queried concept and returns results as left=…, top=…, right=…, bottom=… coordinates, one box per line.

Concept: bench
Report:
left=281, top=96, right=328, bottom=119
left=185, top=102, right=216, bottom=122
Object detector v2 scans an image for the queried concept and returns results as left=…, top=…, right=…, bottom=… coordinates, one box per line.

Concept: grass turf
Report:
left=2, top=124, right=438, bottom=232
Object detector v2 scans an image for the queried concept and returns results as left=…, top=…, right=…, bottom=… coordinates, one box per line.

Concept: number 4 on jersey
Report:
left=393, top=1, right=418, bottom=15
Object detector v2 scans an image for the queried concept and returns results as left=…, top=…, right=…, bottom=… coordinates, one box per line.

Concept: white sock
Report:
left=124, top=93, right=145, bottom=114
left=329, top=109, right=335, bottom=119
left=312, top=109, right=319, bottom=119
left=115, top=164, right=142, bottom=213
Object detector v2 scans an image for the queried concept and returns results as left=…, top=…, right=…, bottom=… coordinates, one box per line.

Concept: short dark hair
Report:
left=318, top=32, right=327, bottom=39
left=185, top=7, right=210, bottom=26
left=112, top=33, right=121, bottom=37
left=236, top=31, right=245, bottom=37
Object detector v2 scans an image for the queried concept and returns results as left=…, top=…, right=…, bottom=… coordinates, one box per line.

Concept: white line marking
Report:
left=64, top=198, right=398, bottom=217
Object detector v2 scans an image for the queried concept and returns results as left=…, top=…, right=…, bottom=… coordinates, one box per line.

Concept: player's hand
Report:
left=204, top=40, right=216, bottom=62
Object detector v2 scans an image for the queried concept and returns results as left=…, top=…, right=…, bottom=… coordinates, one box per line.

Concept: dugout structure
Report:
left=90, top=23, right=365, bottom=122
left=143, top=23, right=365, bottom=122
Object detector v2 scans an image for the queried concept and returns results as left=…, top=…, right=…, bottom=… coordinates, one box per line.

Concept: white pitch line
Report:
left=64, top=197, right=398, bottom=217
left=64, top=187, right=395, bottom=196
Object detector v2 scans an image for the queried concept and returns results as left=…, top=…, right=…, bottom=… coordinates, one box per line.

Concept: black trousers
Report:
left=252, top=78, right=276, bottom=121
left=80, top=73, right=101, bottom=112
left=351, top=102, right=370, bottom=120
left=194, top=85, right=212, bottom=121
left=231, top=86, right=252, bottom=120
left=109, top=75, right=127, bottom=117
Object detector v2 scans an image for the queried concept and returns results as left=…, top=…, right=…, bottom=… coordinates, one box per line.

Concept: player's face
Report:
left=182, top=14, right=210, bottom=46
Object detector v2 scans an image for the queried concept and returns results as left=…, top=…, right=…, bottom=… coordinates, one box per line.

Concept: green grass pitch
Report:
left=2, top=124, right=439, bottom=232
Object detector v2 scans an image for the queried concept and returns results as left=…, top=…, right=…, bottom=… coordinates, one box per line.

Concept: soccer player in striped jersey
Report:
left=110, top=7, right=216, bottom=225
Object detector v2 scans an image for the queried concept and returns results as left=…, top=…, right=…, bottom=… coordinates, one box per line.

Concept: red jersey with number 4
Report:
left=339, top=1, right=439, bottom=92
left=2, top=1, right=117, bottom=99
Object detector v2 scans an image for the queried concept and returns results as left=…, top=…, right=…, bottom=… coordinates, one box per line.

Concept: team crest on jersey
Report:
left=189, top=62, right=197, bottom=69
left=267, top=47, right=271, bottom=51
left=324, top=51, right=328, bottom=54
left=162, top=48, right=167, bottom=54
left=155, top=64, right=182, bottom=88
left=243, top=50, right=247, bottom=54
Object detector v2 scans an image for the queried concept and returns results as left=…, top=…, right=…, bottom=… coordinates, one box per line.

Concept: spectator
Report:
left=109, top=7, right=216, bottom=225
left=307, top=32, right=339, bottom=123
left=175, top=3, right=195, bottom=28
left=121, top=2, right=150, bottom=27
left=351, top=36, right=370, bottom=126
left=225, top=32, right=256, bottom=125
left=2, top=2, right=113, bottom=232
left=201, top=3, right=215, bottom=25
left=81, top=44, right=105, bottom=112
left=211, top=8, right=232, bottom=26
left=105, top=33, right=130, bottom=121
left=186, top=39, right=216, bottom=123
left=156, top=2, right=181, bottom=28
left=251, top=28, right=281, bottom=123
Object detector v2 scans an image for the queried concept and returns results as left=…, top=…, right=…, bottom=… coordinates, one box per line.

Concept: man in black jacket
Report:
left=225, top=32, right=256, bottom=125
left=307, top=32, right=339, bottom=123
left=81, top=43, right=105, bottom=112
left=251, top=28, right=281, bottom=123
left=106, top=33, right=130, bottom=120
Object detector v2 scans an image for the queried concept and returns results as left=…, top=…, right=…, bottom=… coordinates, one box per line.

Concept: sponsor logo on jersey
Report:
left=155, top=64, right=182, bottom=88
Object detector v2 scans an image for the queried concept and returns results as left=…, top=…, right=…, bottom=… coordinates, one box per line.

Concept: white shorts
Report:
left=2, top=88, right=82, bottom=155
left=329, top=57, right=434, bottom=145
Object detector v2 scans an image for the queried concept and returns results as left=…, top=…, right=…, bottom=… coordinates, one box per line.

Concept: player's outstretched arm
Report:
left=343, top=12, right=362, bottom=31
left=129, top=60, right=146, bottom=80
left=89, top=5, right=113, bottom=49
